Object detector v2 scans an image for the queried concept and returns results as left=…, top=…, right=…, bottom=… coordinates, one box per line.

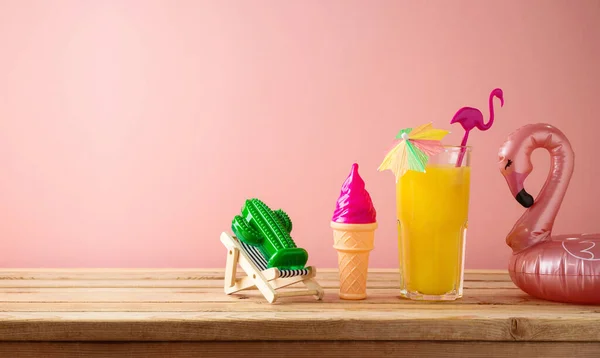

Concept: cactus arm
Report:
left=273, top=209, right=292, bottom=234
left=231, top=215, right=262, bottom=245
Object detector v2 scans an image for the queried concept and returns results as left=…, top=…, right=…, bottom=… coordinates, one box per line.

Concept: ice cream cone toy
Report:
left=331, top=163, right=377, bottom=300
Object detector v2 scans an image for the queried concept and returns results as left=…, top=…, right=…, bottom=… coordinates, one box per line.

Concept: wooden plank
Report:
left=0, top=288, right=561, bottom=306
left=0, top=311, right=599, bottom=342
left=0, top=269, right=513, bottom=282
left=0, top=277, right=518, bottom=289
left=0, top=287, right=510, bottom=308
left=0, top=341, right=599, bottom=358
left=0, top=302, right=597, bottom=313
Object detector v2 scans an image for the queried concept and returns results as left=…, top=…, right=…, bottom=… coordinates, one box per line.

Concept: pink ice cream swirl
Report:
left=331, top=163, right=377, bottom=224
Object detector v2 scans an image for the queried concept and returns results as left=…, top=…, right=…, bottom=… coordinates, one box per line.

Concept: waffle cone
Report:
left=331, top=221, right=377, bottom=300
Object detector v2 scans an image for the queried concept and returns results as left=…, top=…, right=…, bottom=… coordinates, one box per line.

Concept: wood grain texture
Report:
left=0, top=269, right=512, bottom=281
left=1, top=342, right=599, bottom=358
left=0, top=269, right=598, bottom=346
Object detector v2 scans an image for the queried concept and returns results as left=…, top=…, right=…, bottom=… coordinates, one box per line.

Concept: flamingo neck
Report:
left=507, top=132, right=574, bottom=252
left=483, top=94, right=495, bottom=130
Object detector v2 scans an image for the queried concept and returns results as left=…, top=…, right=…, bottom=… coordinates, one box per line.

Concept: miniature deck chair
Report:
left=220, top=232, right=324, bottom=303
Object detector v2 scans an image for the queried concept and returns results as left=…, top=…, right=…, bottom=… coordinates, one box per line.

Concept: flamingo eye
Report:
left=505, top=159, right=513, bottom=170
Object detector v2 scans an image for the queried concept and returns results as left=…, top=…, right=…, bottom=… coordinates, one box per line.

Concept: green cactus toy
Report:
left=231, top=198, right=308, bottom=270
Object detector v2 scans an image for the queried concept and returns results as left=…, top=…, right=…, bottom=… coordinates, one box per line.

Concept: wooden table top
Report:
left=0, top=268, right=598, bottom=344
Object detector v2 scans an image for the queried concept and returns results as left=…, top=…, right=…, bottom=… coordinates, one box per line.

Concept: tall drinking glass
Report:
left=396, top=146, right=471, bottom=300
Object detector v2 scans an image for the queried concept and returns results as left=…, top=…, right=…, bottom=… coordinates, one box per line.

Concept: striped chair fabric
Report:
left=238, top=240, right=310, bottom=279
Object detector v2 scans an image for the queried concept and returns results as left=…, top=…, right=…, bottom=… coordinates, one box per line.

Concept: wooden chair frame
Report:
left=219, top=232, right=324, bottom=304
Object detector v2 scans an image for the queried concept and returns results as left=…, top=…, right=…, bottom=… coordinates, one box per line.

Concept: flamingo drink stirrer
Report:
left=451, top=88, right=504, bottom=166
left=499, top=123, right=600, bottom=304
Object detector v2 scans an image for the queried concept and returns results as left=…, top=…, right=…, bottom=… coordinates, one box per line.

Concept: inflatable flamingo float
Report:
left=499, top=123, right=600, bottom=304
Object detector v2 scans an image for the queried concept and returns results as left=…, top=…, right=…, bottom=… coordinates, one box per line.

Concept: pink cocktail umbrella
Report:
left=450, top=88, right=504, bottom=166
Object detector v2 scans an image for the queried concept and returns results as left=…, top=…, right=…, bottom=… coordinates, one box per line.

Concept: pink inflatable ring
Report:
left=499, top=123, right=600, bottom=305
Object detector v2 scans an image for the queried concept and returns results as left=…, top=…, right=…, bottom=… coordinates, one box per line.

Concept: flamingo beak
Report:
left=516, top=188, right=533, bottom=208
left=505, top=171, right=533, bottom=208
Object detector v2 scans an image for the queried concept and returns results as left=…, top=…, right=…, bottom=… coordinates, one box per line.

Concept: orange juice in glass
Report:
left=396, top=146, right=471, bottom=300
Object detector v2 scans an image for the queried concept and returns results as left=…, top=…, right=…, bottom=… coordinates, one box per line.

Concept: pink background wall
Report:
left=0, top=0, right=598, bottom=268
